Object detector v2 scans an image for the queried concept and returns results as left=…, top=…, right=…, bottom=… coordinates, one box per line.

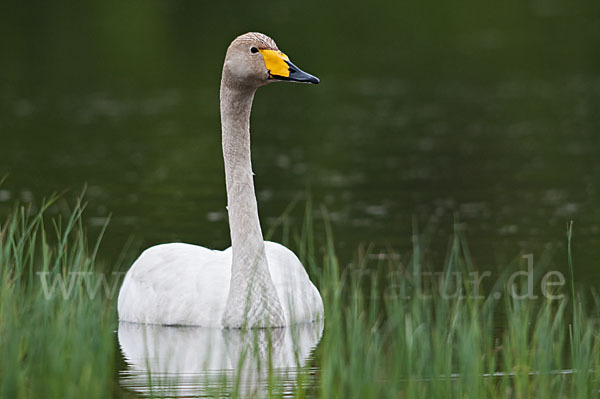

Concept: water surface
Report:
left=1, top=0, right=600, bottom=396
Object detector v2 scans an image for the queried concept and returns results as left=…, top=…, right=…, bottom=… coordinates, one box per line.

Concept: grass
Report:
left=1, top=196, right=600, bottom=398
left=0, top=196, right=116, bottom=398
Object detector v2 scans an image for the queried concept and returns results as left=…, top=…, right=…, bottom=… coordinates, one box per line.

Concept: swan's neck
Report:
left=219, top=74, right=285, bottom=328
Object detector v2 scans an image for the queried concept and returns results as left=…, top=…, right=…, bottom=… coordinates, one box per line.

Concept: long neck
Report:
left=219, top=73, right=285, bottom=328
left=221, top=78, right=262, bottom=252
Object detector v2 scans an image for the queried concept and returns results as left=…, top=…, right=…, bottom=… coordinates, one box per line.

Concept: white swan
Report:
left=118, top=32, right=324, bottom=328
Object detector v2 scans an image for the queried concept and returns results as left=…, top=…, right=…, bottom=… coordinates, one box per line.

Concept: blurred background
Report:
left=1, top=0, right=599, bottom=282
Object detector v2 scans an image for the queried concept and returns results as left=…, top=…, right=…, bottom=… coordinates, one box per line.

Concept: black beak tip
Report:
left=285, top=60, right=320, bottom=84
left=294, top=72, right=319, bottom=84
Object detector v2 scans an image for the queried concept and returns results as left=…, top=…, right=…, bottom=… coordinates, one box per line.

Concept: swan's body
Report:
left=118, top=32, right=323, bottom=328
left=118, top=242, right=322, bottom=326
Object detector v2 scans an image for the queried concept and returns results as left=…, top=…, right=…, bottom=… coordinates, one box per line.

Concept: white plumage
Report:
left=118, top=241, right=323, bottom=327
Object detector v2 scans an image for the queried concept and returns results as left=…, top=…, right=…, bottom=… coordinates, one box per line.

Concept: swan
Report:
left=117, top=32, right=324, bottom=328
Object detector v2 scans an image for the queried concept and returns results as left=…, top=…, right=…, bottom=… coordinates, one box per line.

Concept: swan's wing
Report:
left=265, top=241, right=324, bottom=324
left=118, top=241, right=323, bottom=326
left=118, top=243, right=231, bottom=326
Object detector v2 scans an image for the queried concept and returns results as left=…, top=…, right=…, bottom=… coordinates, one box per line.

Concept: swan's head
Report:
left=223, top=32, right=319, bottom=87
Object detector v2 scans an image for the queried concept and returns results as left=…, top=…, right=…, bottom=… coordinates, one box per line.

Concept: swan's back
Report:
left=117, top=242, right=323, bottom=327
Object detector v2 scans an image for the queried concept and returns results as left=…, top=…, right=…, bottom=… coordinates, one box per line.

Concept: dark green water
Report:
left=1, top=0, right=600, bottom=394
left=2, top=0, right=599, bottom=273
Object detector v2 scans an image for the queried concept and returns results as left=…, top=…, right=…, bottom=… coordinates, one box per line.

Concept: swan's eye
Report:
left=250, top=47, right=259, bottom=54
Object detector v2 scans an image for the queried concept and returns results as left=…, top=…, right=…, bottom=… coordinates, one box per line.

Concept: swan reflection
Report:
left=118, top=321, right=323, bottom=397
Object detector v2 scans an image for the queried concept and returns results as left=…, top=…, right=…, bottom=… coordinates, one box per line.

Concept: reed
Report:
left=1, top=197, right=598, bottom=398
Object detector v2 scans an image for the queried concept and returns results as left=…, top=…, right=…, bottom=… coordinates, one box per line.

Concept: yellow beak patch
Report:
left=259, top=49, right=291, bottom=78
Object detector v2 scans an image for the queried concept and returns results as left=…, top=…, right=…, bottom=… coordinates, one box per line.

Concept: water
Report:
left=2, top=0, right=600, bottom=396
left=117, top=322, right=323, bottom=398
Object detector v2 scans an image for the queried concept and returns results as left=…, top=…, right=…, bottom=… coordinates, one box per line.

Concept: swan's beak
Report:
left=259, top=49, right=320, bottom=84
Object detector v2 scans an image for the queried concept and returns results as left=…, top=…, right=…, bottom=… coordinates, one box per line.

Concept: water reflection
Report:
left=118, top=321, right=323, bottom=398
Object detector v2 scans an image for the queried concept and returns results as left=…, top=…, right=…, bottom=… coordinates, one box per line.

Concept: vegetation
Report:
left=0, top=197, right=116, bottom=398
left=1, top=198, right=599, bottom=398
